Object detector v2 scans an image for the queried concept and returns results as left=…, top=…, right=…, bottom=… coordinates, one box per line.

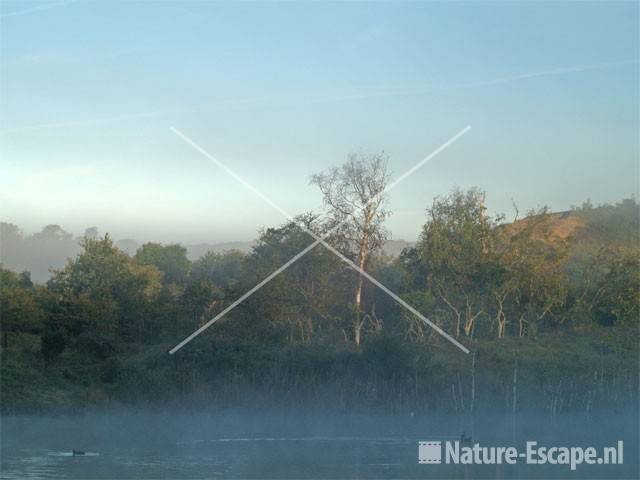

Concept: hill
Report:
left=1, top=196, right=637, bottom=413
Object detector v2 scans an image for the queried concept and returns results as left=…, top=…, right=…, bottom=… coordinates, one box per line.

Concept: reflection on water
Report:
left=1, top=411, right=637, bottom=479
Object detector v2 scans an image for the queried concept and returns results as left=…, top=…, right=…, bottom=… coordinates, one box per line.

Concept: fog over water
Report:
left=1, top=410, right=638, bottom=479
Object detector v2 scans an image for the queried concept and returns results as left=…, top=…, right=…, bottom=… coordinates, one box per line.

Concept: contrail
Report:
left=0, top=0, right=79, bottom=18
left=287, top=60, right=639, bottom=107
left=457, top=60, right=638, bottom=89
left=2, top=60, right=635, bottom=134
left=0, top=110, right=170, bottom=135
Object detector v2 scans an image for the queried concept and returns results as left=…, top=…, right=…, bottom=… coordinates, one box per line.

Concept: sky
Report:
left=1, top=0, right=638, bottom=243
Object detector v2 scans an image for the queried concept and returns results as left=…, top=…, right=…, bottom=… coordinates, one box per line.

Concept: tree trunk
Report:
left=518, top=315, right=526, bottom=337
left=440, top=290, right=461, bottom=337
left=354, top=274, right=364, bottom=346
left=495, top=293, right=508, bottom=339
left=354, top=321, right=363, bottom=347
left=496, top=305, right=506, bottom=339
left=353, top=234, right=369, bottom=347
left=464, top=319, right=473, bottom=337
left=463, top=306, right=482, bottom=337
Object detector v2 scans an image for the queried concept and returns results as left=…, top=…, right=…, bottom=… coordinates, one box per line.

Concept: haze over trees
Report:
left=0, top=162, right=638, bottom=413
left=0, top=226, right=257, bottom=284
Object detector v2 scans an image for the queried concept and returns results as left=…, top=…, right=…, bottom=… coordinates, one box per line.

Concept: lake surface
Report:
left=1, top=411, right=637, bottom=479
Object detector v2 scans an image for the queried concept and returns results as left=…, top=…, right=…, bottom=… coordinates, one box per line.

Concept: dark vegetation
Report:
left=1, top=190, right=638, bottom=414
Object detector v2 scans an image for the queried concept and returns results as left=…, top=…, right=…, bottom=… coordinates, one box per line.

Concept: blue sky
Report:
left=1, top=0, right=638, bottom=243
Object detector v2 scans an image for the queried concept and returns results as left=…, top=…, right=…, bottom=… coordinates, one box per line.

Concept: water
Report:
left=1, top=411, right=637, bottom=479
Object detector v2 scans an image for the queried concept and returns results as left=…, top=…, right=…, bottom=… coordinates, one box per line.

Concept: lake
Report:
left=1, top=410, right=637, bottom=479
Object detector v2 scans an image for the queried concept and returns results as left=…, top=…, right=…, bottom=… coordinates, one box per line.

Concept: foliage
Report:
left=190, top=249, right=245, bottom=287
left=134, top=242, right=191, bottom=284
left=46, top=235, right=163, bottom=343
left=0, top=268, right=44, bottom=347
left=0, top=191, right=638, bottom=413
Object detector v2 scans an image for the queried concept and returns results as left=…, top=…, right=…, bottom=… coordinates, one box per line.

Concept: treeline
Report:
left=1, top=189, right=638, bottom=413
left=0, top=224, right=253, bottom=284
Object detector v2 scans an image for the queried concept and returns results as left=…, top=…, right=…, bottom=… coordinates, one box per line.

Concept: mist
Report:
left=0, top=222, right=412, bottom=283
left=2, top=409, right=638, bottom=479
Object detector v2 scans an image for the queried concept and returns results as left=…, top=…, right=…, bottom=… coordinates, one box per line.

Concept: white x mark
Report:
left=169, top=126, right=471, bottom=354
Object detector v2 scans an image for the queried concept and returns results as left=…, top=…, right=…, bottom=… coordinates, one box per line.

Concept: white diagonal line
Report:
left=169, top=126, right=470, bottom=354
left=170, top=127, right=469, bottom=353
left=386, top=127, right=470, bottom=192
left=169, top=239, right=322, bottom=355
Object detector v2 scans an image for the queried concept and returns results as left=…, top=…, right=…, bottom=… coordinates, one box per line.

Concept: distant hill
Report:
left=506, top=210, right=585, bottom=242
left=186, top=239, right=414, bottom=261
left=506, top=200, right=639, bottom=250
left=3, top=199, right=635, bottom=283
left=185, top=241, right=256, bottom=260
left=381, top=239, right=414, bottom=257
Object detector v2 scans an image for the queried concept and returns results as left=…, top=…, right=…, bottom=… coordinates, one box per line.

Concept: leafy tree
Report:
left=177, top=279, right=224, bottom=339
left=134, top=243, right=191, bottom=285
left=411, top=188, right=498, bottom=337
left=406, top=190, right=570, bottom=340
left=0, top=268, right=44, bottom=348
left=47, top=235, right=162, bottom=344
left=244, top=214, right=351, bottom=345
left=190, top=250, right=245, bottom=288
left=583, top=249, right=640, bottom=328
left=41, top=329, right=66, bottom=364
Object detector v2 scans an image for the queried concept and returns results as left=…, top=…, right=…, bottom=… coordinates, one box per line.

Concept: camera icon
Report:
left=419, top=441, right=442, bottom=464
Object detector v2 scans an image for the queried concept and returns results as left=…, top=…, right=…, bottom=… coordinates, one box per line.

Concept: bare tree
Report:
left=311, top=152, right=391, bottom=347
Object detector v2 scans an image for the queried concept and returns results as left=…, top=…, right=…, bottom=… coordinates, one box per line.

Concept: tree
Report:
left=0, top=268, right=44, bottom=348
left=580, top=249, right=640, bottom=328
left=48, top=235, right=162, bottom=343
left=32, top=224, right=73, bottom=242
left=411, top=188, right=497, bottom=338
left=245, top=214, right=350, bottom=345
left=179, top=279, right=223, bottom=337
left=190, top=250, right=245, bottom=288
left=134, top=243, right=191, bottom=285
left=311, top=152, right=391, bottom=346
left=84, top=227, right=99, bottom=240
left=596, top=251, right=640, bottom=327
